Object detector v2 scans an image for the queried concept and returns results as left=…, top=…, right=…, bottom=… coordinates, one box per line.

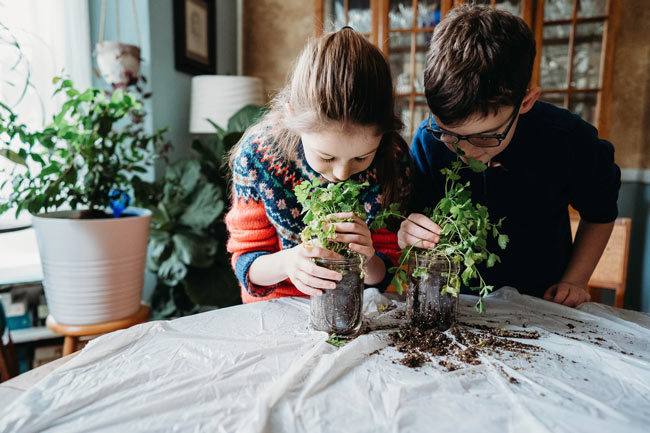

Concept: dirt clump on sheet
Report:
left=388, top=322, right=542, bottom=374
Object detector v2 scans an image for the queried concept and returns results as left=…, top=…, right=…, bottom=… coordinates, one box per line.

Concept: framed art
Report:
left=173, top=0, right=216, bottom=75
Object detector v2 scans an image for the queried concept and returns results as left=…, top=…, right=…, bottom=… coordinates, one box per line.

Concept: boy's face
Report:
left=432, top=104, right=519, bottom=164
left=432, top=87, right=541, bottom=164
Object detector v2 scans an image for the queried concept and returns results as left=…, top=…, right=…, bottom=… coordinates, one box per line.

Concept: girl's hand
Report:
left=329, top=212, right=375, bottom=261
left=544, top=281, right=591, bottom=307
left=282, top=242, right=343, bottom=296
left=397, top=213, right=441, bottom=249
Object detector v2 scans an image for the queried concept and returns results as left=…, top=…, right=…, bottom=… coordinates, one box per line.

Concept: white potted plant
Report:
left=0, top=77, right=167, bottom=325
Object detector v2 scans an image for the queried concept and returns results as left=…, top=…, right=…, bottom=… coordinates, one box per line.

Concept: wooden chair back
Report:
left=570, top=216, right=631, bottom=308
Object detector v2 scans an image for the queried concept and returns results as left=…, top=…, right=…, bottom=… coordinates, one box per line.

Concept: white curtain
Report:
left=0, top=0, right=91, bottom=224
left=0, top=0, right=92, bottom=126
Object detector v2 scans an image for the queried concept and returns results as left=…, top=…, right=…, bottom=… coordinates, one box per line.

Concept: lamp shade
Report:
left=189, top=75, right=265, bottom=133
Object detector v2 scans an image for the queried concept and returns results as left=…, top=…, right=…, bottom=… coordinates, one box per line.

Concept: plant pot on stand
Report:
left=32, top=208, right=151, bottom=325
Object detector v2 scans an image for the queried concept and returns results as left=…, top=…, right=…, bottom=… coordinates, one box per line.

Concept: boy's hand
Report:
left=544, top=282, right=591, bottom=307
left=397, top=213, right=441, bottom=249
left=330, top=212, right=375, bottom=261
left=283, top=242, right=343, bottom=296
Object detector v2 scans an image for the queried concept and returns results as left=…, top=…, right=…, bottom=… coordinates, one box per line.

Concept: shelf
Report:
left=10, top=327, right=60, bottom=344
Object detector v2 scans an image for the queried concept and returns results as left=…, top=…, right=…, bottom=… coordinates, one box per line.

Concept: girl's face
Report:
left=301, top=125, right=381, bottom=183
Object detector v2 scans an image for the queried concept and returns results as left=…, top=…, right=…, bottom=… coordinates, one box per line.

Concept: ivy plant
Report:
left=374, top=156, right=509, bottom=312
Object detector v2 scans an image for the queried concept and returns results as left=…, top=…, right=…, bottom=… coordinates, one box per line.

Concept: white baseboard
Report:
left=621, top=169, right=650, bottom=184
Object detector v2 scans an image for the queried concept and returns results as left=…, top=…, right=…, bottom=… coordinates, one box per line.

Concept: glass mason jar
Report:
left=310, top=255, right=364, bottom=336
left=406, top=250, right=461, bottom=330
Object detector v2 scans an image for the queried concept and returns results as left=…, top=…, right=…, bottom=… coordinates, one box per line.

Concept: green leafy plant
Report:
left=0, top=77, right=167, bottom=217
left=136, top=104, right=266, bottom=318
left=325, top=333, right=348, bottom=347
left=374, top=156, right=508, bottom=312
left=135, top=159, right=237, bottom=318
left=295, top=179, right=369, bottom=255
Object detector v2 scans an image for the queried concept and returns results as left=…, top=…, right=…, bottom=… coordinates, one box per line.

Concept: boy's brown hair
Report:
left=424, top=4, right=536, bottom=126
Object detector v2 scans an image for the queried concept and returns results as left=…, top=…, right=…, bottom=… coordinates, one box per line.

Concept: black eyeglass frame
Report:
left=425, top=103, right=522, bottom=148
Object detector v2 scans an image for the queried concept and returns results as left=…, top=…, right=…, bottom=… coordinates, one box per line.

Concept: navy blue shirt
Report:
left=410, top=101, right=621, bottom=298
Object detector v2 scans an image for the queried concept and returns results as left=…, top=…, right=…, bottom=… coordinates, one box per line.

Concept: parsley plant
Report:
left=374, top=156, right=509, bottom=312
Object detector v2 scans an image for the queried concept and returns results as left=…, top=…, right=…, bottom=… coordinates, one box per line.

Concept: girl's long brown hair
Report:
left=229, top=28, right=408, bottom=206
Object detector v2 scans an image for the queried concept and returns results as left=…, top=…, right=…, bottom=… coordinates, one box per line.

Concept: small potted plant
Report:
left=0, top=77, right=167, bottom=325
left=295, top=179, right=370, bottom=336
left=375, top=156, right=508, bottom=330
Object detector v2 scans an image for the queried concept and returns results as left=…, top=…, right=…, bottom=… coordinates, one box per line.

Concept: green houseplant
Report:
left=138, top=104, right=266, bottom=318
left=295, top=179, right=370, bottom=336
left=0, top=77, right=167, bottom=325
left=375, top=155, right=509, bottom=329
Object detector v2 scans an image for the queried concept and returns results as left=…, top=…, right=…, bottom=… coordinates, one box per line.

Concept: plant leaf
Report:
left=179, top=183, right=224, bottom=229
left=227, top=104, right=266, bottom=132
left=0, top=149, right=27, bottom=167
left=467, top=157, right=487, bottom=173
left=172, top=232, right=218, bottom=267
left=498, top=233, right=509, bottom=249
left=158, top=253, right=188, bottom=287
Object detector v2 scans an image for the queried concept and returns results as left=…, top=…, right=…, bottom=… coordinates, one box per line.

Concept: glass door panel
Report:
left=571, top=21, right=603, bottom=88
left=541, top=24, right=571, bottom=90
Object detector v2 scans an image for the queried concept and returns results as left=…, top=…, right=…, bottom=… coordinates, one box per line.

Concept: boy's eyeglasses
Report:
left=425, top=103, right=521, bottom=148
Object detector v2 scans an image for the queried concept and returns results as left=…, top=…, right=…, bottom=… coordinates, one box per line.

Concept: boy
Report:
left=399, top=5, right=621, bottom=307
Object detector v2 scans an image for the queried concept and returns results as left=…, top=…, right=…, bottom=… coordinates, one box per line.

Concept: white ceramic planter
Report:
left=94, top=41, right=141, bottom=87
left=31, top=207, right=151, bottom=325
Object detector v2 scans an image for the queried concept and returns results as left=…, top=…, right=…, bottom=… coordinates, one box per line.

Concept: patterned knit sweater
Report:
left=225, top=129, right=410, bottom=303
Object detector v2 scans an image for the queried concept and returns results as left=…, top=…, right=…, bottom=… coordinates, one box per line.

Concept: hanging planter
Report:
left=94, top=0, right=142, bottom=88
left=95, top=41, right=141, bottom=88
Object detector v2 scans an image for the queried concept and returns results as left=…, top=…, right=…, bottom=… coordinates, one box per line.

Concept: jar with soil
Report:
left=406, top=250, right=461, bottom=331
left=310, top=255, right=364, bottom=336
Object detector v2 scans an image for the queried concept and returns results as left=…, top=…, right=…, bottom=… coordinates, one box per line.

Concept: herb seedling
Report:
left=326, top=333, right=348, bottom=347
left=297, top=179, right=370, bottom=336
left=295, top=178, right=369, bottom=265
left=374, top=156, right=509, bottom=312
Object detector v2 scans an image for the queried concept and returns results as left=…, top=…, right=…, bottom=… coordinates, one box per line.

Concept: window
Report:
left=0, top=1, right=91, bottom=224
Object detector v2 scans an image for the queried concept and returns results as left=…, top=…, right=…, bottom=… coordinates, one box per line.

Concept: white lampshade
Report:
left=189, top=75, right=265, bottom=133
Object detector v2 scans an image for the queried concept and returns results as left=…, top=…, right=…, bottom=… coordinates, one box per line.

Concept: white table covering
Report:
left=1, top=287, right=649, bottom=433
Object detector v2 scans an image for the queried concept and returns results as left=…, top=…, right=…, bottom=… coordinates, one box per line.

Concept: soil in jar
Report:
left=406, top=252, right=459, bottom=331
left=310, top=256, right=364, bottom=336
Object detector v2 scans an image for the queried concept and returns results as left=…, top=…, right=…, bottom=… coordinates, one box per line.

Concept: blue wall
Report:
left=88, top=0, right=237, bottom=174
left=618, top=182, right=650, bottom=313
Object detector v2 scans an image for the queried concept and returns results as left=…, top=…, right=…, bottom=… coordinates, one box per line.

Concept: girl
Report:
left=226, top=28, right=410, bottom=303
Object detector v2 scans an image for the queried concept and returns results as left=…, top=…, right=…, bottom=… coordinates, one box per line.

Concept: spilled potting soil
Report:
left=388, top=322, right=542, bottom=373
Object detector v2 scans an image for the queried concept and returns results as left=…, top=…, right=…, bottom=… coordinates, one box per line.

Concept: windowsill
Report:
left=0, top=228, right=43, bottom=285
left=0, top=212, right=32, bottom=233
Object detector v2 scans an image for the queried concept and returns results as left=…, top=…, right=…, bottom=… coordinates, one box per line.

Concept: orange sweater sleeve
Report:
left=225, top=196, right=279, bottom=261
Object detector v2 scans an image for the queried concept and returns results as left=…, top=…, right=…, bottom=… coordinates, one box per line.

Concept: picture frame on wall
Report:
left=173, top=0, right=216, bottom=75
